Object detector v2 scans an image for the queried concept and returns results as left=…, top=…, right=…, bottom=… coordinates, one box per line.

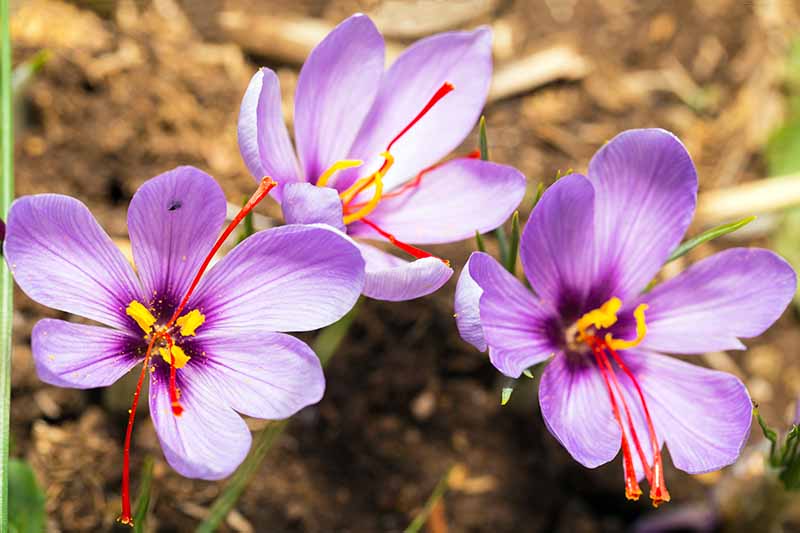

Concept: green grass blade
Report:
left=8, top=459, right=45, bottom=533
left=404, top=466, right=453, bottom=533
left=0, top=1, right=15, bottom=529
left=133, top=457, right=154, bottom=533
left=195, top=303, right=360, bottom=532
left=474, top=230, right=486, bottom=253
left=504, top=211, right=520, bottom=274
left=666, top=216, right=756, bottom=263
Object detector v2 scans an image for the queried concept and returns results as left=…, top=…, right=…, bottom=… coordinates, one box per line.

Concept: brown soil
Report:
left=8, top=0, right=800, bottom=531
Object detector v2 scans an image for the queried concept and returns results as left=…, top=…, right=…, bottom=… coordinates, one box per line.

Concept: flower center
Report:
left=314, top=82, right=456, bottom=265
left=570, top=297, right=670, bottom=508
left=117, top=177, right=277, bottom=527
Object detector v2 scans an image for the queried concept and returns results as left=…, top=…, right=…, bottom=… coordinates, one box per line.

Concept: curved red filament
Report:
left=360, top=218, right=449, bottom=266
left=118, top=177, right=277, bottom=526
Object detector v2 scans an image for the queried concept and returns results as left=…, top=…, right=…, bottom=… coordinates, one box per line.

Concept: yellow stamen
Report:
left=158, top=344, right=190, bottom=369
left=316, top=159, right=363, bottom=188
left=339, top=151, right=395, bottom=206
left=606, top=304, right=649, bottom=350
left=126, top=300, right=156, bottom=334
left=576, top=297, right=622, bottom=340
left=340, top=152, right=394, bottom=225
left=176, top=309, right=205, bottom=337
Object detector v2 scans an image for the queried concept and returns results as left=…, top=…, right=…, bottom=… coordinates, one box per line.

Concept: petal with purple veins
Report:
left=200, top=331, right=324, bottom=420
left=638, top=248, right=796, bottom=354
left=589, top=129, right=698, bottom=299
left=357, top=241, right=452, bottom=301
left=238, top=68, right=302, bottom=194
left=128, top=166, right=226, bottom=303
left=347, top=159, right=525, bottom=245
left=149, top=365, right=251, bottom=480
left=192, top=224, right=364, bottom=333
left=294, top=14, right=385, bottom=184
left=539, top=352, right=621, bottom=468
left=32, top=319, right=140, bottom=389
left=4, top=194, right=143, bottom=329
left=281, top=182, right=345, bottom=232
left=340, top=27, right=492, bottom=192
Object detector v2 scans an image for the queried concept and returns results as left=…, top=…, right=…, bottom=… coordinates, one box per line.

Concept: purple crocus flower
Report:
left=455, top=129, right=796, bottom=505
left=238, top=14, right=526, bottom=301
left=4, top=166, right=365, bottom=524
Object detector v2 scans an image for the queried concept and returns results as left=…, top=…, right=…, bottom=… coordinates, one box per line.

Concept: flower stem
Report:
left=404, top=465, right=454, bottom=533
left=195, top=302, right=360, bottom=532
left=0, top=1, right=14, bottom=530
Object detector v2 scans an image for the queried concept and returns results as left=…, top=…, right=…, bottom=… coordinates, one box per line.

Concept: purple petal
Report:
left=539, top=353, right=621, bottom=468
left=358, top=241, right=452, bottom=301
left=193, top=225, right=364, bottom=333
left=294, top=14, right=385, bottom=184
left=454, top=253, right=486, bottom=351
left=199, top=331, right=324, bottom=419
left=149, top=365, right=251, bottom=480
left=347, top=159, right=525, bottom=244
left=340, top=27, right=492, bottom=192
left=589, top=129, right=698, bottom=299
left=281, top=182, right=345, bottom=232
left=519, top=174, right=598, bottom=312
left=639, top=248, right=795, bottom=354
left=238, top=68, right=301, bottom=194
left=469, top=252, right=558, bottom=377
left=31, top=319, right=139, bottom=389
left=620, top=350, right=752, bottom=474
left=4, top=194, right=142, bottom=329
left=128, top=166, right=226, bottom=302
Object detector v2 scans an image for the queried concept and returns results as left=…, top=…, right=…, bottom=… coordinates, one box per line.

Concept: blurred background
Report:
left=8, top=0, right=800, bottom=531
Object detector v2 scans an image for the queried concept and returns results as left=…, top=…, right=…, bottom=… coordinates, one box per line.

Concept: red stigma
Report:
left=118, top=176, right=277, bottom=525
left=360, top=218, right=449, bottom=266
left=586, top=336, right=670, bottom=507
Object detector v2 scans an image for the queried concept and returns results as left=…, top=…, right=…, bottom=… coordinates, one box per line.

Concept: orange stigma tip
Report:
left=625, top=485, right=642, bottom=502
left=171, top=402, right=184, bottom=416
left=117, top=515, right=133, bottom=527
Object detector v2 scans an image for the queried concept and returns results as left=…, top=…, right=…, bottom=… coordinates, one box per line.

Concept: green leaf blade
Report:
left=667, top=216, right=756, bottom=263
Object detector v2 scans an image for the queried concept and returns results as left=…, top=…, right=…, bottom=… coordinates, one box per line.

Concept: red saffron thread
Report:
left=360, top=218, right=449, bottom=266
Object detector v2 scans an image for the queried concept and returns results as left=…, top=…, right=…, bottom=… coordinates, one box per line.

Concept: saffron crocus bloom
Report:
left=238, top=14, right=526, bottom=301
left=455, top=129, right=796, bottom=505
left=4, top=166, right=364, bottom=524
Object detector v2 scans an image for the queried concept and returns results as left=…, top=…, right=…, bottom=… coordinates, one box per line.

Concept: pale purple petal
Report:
left=539, top=353, right=621, bottom=468
left=4, top=195, right=142, bottom=329
left=128, top=166, right=226, bottom=301
left=619, top=350, right=752, bottom=474
left=358, top=241, right=452, bottom=301
left=238, top=68, right=301, bottom=194
left=638, top=248, right=795, bottom=354
left=469, top=252, right=558, bottom=377
left=294, top=14, right=384, bottom=184
left=199, top=331, right=324, bottom=419
left=341, top=27, right=492, bottom=192
left=589, top=129, right=698, bottom=299
left=192, top=225, right=364, bottom=333
left=31, top=319, right=139, bottom=389
left=454, top=254, right=486, bottom=351
left=149, top=365, right=251, bottom=480
left=347, top=159, right=525, bottom=244
left=519, top=174, right=599, bottom=313
left=281, top=182, right=345, bottom=232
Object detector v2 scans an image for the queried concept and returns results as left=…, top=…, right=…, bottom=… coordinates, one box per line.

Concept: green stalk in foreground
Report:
left=0, top=0, right=15, bottom=529
left=196, top=303, right=360, bottom=532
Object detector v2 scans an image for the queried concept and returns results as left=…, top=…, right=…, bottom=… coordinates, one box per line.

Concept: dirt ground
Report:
left=8, top=0, right=800, bottom=531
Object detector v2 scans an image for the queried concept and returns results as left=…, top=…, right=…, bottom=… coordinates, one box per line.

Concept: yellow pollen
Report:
left=126, top=300, right=156, bottom=334
left=176, top=309, right=205, bottom=337
left=316, top=159, right=363, bottom=188
left=159, top=344, right=190, bottom=369
left=576, top=297, right=649, bottom=350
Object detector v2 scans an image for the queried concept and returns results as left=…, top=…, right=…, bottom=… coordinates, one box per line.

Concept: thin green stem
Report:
left=196, top=303, right=360, bottom=532
left=404, top=466, right=454, bottom=533
left=0, top=1, right=14, bottom=530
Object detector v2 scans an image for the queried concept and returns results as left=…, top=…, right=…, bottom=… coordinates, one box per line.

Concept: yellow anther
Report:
left=340, top=152, right=395, bottom=225
left=126, top=300, right=157, bottom=334
left=606, top=304, right=649, bottom=351
left=576, top=297, right=622, bottom=340
left=158, top=344, right=190, bottom=369
left=316, top=159, right=363, bottom=188
left=339, top=152, right=395, bottom=206
left=176, top=309, right=205, bottom=337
